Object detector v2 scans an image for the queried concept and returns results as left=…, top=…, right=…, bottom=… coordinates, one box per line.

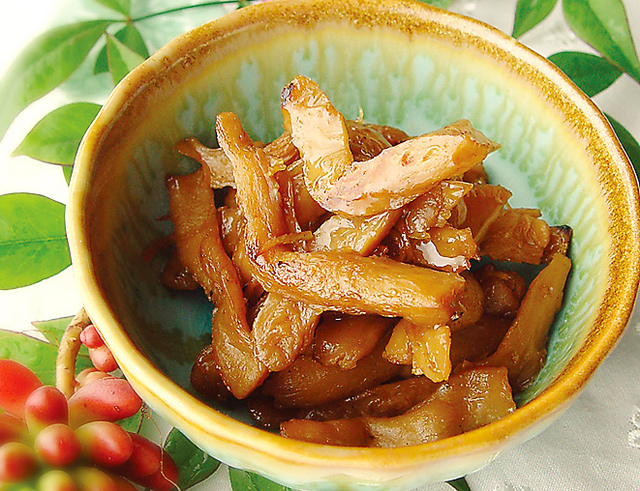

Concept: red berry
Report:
left=76, top=421, right=133, bottom=467
left=127, top=451, right=179, bottom=491
left=89, top=345, right=119, bottom=373
left=76, top=368, right=112, bottom=387
left=79, top=324, right=105, bottom=349
left=116, top=433, right=162, bottom=479
left=34, top=423, right=81, bottom=467
left=0, top=412, right=27, bottom=445
left=112, top=475, right=138, bottom=491
left=24, top=385, right=69, bottom=433
left=0, top=441, right=38, bottom=482
left=0, top=359, right=42, bottom=419
left=68, top=377, right=142, bottom=427
left=72, top=467, right=119, bottom=491
left=37, top=469, right=78, bottom=491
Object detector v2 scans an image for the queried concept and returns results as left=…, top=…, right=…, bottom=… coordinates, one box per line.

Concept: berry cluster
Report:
left=79, top=324, right=119, bottom=374
left=0, top=321, right=179, bottom=490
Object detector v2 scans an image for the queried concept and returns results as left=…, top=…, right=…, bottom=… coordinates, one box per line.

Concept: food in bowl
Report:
left=159, top=75, right=573, bottom=447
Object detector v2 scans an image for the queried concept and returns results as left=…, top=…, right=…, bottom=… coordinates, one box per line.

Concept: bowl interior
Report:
left=69, top=0, right=639, bottom=487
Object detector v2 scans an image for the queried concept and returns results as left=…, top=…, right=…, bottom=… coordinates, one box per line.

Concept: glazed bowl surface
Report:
left=67, top=0, right=640, bottom=489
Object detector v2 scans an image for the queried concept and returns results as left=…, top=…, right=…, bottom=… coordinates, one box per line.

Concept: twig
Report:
left=56, top=308, right=91, bottom=398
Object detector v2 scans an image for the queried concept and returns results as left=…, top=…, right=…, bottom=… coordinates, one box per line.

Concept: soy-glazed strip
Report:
left=177, top=122, right=404, bottom=371
left=162, top=74, right=575, bottom=448
left=252, top=209, right=403, bottom=372
left=483, top=253, right=572, bottom=391
left=175, top=132, right=300, bottom=190
left=166, top=167, right=267, bottom=399
left=253, top=180, right=403, bottom=371
left=279, top=366, right=515, bottom=447
left=215, top=111, right=466, bottom=326
left=281, top=75, right=500, bottom=216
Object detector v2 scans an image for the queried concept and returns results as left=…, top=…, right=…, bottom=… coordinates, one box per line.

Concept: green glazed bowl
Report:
left=67, top=0, right=640, bottom=489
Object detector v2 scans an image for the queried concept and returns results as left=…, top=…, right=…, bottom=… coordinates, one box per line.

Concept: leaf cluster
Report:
left=0, top=0, right=234, bottom=290
left=514, top=0, right=639, bottom=91
left=511, top=0, right=640, bottom=180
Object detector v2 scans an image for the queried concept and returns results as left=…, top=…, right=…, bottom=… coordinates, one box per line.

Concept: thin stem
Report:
left=131, top=1, right=241, bottom=23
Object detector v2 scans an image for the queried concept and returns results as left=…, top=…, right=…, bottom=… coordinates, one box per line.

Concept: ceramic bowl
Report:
left=67, top=0, right=640, bottom=489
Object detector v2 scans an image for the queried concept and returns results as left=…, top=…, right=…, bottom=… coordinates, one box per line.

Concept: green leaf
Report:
left=93, top=0, right=130, bottom=16
left=106, top=34, right=147, bottom=85
left=562, top=0, right=640, bottom=83
left=447, top=477, right=472, bottom=491
left=0, top=481, right=37, bottom=491
left=164, top=428, right=221, bottom=489
left=0, top=20, right=111, bottom=142
left=548, top=51, right=622, bottom=97
left=31, top=315, right=92, bottom=363
left=606, top=114, right=640, bottom=176
left=118, top=404, right=161, bottom=435
left=117, top=410, right=145, bottom=432
left=0, top=193, right=70, bottom=290
left=33, top=316, right=77, bottom=347
left=94, top=23, right=149, bottom=75
left=513, top=0, right=558, bottom=38
left=13, top=103, right=102, bottom=166
left=63, top=166, right=74, bottom=185
left=0, top=329, right=93, bottom=386
left=229, top=468, right=293, bottom=491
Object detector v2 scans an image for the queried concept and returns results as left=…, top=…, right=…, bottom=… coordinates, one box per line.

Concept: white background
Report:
left=1, top=1, right=639, bottom=490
